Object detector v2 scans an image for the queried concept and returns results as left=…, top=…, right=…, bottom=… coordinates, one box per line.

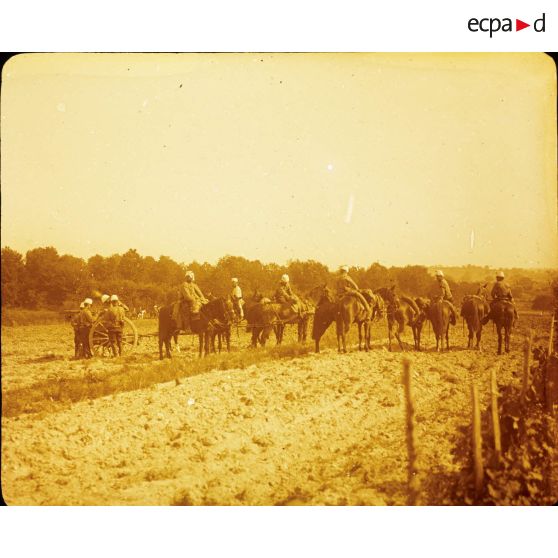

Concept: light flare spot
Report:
left=57, top=102, right=66, bottom=113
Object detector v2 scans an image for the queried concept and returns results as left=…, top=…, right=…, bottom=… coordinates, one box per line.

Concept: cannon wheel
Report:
left=89, top=317, right=139, bottom=356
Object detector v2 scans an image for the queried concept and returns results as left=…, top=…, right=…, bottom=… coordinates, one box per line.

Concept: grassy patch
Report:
left=1, top=342, right=314, bottom=418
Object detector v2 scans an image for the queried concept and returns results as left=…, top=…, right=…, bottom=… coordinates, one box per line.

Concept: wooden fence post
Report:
left=490, top=366, right=502, bottom=465
left=521, top=330, right=533, bottom=405
left=403, top=359, right=420, bottom=505
left=471, top=382, right=484, bottom=500
left=548, top=315, right=555, bottom=356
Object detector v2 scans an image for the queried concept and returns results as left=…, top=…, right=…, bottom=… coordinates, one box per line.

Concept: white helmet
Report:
left=101, top=294, right=110, bottom=303
left=435, top=270, right=444, bottom=278
left=231, top=277, right=238, bottom=283
left=79, top=302, right=85, bottom=309
left=84, top=298, right=93, bottom=305
left=110, top=294, right=119, bottom=302
left=281, top=274, right=289, bottom=283
left=186, top=270, right=195, bottom=280
left=339, top=265, right=349, bottom=273
left=496, top=271, right=505, bottom=279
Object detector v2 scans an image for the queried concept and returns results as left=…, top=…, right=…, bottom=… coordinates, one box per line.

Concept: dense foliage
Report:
left=1, top=246, right=555, bottom=313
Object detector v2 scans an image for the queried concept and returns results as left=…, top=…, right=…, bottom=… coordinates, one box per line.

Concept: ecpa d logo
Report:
left=468, top=13, right=545, bottom=37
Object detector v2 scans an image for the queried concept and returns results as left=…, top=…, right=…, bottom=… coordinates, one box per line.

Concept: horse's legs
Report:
left=366, top=322, right=371, bottom=351
left=358, top=322, right=364, bottom=351
left=445, top=327, right=450, bottom=351
left=505, top=326, right=510, bottom=353
left=315, top=338, right=320, bottom=353
left=387, top=320, right=393, bottom=351
left=159, top=336, right=164, bottom=360
left=496, top=325, right=502, bottom=355
left=468, top=326, right=473, bottom=349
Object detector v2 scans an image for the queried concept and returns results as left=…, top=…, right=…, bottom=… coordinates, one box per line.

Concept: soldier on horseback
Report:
left=434, top=270, right=457, bottom=325
left=483, top=271, right=518, bottom=323
left=336, top=265, right=372, bottom=319
left=274, top=274, right=303, bottom=317
left=172, top=270, right=208, bottom=330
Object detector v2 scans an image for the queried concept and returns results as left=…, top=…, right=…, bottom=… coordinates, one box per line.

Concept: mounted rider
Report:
left=336, top=265, right=372, bottom=319
left=231, top=277, right=244, bottom=320
left=484, top=271, right=518, bottom=322
left=434, top=270, right=457, bottom=325
left=173, top=270, right=208, bottom=330
left=274, top=274, right=303, bottom=317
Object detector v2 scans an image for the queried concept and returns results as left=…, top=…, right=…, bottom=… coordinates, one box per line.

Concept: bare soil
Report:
left=1, top=312, right=552, bottom=505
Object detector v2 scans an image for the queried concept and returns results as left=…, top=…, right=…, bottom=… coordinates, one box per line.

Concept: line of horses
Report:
left=157, top=284, right=516, bottom=359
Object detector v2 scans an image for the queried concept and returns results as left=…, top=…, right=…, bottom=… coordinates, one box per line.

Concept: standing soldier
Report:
left=434, top=270, right=457, bottom=325
left=79, top=298, right=94, bottom=358
left=106, top=294, right=126, bottom=356
left=336, top=265, right=371, bottom=318
left=71, top=302, right=85, bottom=358
left=231, top=278, right=244, bottom=320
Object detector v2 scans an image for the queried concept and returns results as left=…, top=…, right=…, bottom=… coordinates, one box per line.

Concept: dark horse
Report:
left=244, top=292, right=314, bottom=347
left=417, top=297, right=452, bottom=351
left=484, top=299, right=515, bottom=354
left=311, top=286, right=371, bottom=353
left=460, top=290, right=490, bottom=350
left=243, top=293, right=278, bottom=347
left=375, top=287, right=425, bottom=351
left=158, top=298, right=234, bottom=359
left=273, top=298, right=314, bottom=345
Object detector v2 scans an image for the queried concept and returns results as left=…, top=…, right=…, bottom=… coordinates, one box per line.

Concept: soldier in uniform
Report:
left=231, top=278, right=244, bottom=320
left=173, top=270, right=208, bottom=329
left=485, top=271, right=518, bottom=322
left=71, top=302, right=85, bottom=358
left=434, top=270, right=457, bottom=325
left=78, top=298, right=94, bottom=358
left=106, top=294, right=126, bottom=356
left=336, top=265, right=371, bottom=318
left=274, top=274, right=303, bottom=316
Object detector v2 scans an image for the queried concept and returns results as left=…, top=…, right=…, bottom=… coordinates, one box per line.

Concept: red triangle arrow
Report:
left=516, top=19, right=530, bottom=31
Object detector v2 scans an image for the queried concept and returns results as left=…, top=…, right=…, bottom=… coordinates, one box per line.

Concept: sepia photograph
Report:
left=1, top=52, right=557, bottom=506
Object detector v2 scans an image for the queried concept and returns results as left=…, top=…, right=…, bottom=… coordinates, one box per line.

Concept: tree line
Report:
left=1, top=246, right=555, bottom=312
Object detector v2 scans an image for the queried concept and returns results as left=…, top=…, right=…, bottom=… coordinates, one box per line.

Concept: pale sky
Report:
left=1, top=53, right=556, bottom=268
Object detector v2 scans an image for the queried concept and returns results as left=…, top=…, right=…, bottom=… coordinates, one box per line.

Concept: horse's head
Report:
left=316, top=285, right=335, bottom=306
left=375, top=286, right=400, bottom=310
left=203, top=297, right=235, bottom=326
left=220, top=297, right=235, bottom=324
left=476, top=283, right=489, bottom=299
left=251, top=289, right=264, bottom=303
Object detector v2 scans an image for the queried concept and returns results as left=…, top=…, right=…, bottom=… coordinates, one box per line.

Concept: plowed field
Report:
left=1, top=312, right=552, bottom=505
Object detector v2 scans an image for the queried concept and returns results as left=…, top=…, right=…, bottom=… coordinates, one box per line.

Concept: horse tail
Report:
left=470, top=299, right=480, bottom=333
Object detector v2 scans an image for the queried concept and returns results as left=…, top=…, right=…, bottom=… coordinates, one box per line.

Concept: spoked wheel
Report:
left=89, top=317, right=139, bottom=356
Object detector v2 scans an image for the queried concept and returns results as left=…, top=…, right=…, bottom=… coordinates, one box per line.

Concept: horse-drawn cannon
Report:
left=88, top=317, right=139, bottom=356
